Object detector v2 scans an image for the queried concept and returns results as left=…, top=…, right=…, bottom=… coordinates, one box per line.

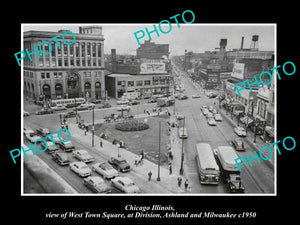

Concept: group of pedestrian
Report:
left=177, top=176, right=189, bottom=190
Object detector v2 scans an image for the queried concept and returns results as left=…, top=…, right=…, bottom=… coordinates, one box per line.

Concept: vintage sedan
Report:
left=51, top=105, right=67, bottom=111
left=35, top=108, right=54, bottom=115
left=46, top=133, right=61, bottom=144
left=72, top=150, right=95, bottom=163
left=191, top=94, right=201, bottom=98
left=69, top=161, right=92, bottom=177
left=83, top=176, right=111, bottom=193
left=108, top=157, right=131, bottom=172
left=231, top=138, right=246, bottom=151
left=92, top=162, right=119, bottom=179
left=52, top=152, right=70, bottom=166
left=207, top=117, right=217, bottom=126
left=40, top=141, right=59, bottom=154
left=59, top=140, right=75, bottom=152
left=25, top=132, right=40, bottom=143
left=36, top=127, right=50, bottom=137
left=214, top=113, right=223, bottom=121
left=111, top=177, right=140, bottom=194
left=234, top=126, right=247, bottom=137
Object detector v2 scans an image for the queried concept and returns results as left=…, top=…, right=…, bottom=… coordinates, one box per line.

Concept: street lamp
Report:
left=92, top=106, right=95, bottom=147
left=157, top=121, right=161, bottom=181
left=179, top=116, right=185, bottom=175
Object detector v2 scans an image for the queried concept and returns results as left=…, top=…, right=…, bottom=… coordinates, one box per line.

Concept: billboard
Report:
left=140, top=63, right=166, bottom=74
left=232, top=63, right=245, bottom=79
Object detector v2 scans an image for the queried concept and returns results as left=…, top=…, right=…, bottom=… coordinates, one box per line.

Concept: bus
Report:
left=50, top=98, right=85, bottom=108
left=121, top=89, right=139, bottom=100
left=195, top=143, right=220, bottom=184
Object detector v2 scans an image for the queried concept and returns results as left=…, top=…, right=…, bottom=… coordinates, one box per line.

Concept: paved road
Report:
left=172, top=62, right=274, bottom=194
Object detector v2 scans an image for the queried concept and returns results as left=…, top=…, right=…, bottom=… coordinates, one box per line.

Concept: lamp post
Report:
left=157, top=121, right=161, bottom=181
left=179, top=116, right=185, bottom=175
left=92, top=106, right=95, bottom=147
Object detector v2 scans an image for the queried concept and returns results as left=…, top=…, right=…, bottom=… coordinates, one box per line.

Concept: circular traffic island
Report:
left=115, top=119, right=149, bottom=131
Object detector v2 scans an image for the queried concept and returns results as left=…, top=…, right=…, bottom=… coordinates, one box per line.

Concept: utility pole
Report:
left=179, top=116, right=185, bottom=175
left=157, top=121, right=161, bottom=181
left=92, top=106, right=95, bottom=147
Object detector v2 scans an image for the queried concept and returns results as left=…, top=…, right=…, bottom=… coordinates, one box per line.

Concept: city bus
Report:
left=50, top=98, right=86, bottom=107
left=121, top=89, right=139, bottom=100
left=195, top=143, right=220, bottom=184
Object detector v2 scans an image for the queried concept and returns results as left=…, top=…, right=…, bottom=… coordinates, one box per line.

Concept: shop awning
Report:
left=240, top=116, right=253, bottom=126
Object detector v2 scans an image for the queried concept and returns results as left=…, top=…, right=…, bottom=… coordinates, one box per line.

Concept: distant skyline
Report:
left=22, top=24, right=275, bottom=56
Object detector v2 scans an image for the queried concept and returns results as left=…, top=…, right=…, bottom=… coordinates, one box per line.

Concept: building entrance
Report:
left=67, top=70, right=81, bottom=98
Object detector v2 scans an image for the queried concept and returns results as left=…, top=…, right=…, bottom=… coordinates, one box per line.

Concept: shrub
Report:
left=115, top=120, right=149, bottom=131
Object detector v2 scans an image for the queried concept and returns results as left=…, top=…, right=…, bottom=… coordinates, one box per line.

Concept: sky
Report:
left=22, top=24, right=275, bottom=56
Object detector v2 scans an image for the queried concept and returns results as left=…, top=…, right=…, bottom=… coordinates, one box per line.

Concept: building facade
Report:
left=23, top=26, right=105, bottom=103
left=136, top=40, right=169, bottom=59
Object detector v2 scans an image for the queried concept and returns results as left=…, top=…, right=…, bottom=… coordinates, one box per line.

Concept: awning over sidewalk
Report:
left=265, top=126, right=274, bottom=138
left=240, top=116, right=253, bottom=126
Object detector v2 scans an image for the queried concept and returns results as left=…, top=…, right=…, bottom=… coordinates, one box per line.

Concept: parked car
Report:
left=205, top=112, right=213, bottom=118
left=117, top=105, right=131, bottom=112
left=83, top=176, right=111, bottom=193
left=117, top=100, right=130, bottom=105
left=111, top=177, right=140, bottom=193
left=176, top=114, right=184, bottom=120
left=108, top=157, right=131, bottom=172
left=46, top=133, right=60, bottom=144
left=62, top=111, right=77, bottom=118
left=214, top=113, right=223, bottom=121
left=25, top=132, right=40, bottom=143
left=51, top=105, right=67, bottom=111
left=130, top=100, right=140, bottom=105
left=178, top=95, right=188, bottom=100
left=40, top=141, right=59, bottom=154
left=52, top=152, right=70, bottom=166
left=74, top=104, right=89, bottom=111
left=72, top=150, right=95, bottom=163
left=202, top=108, right=209, bottom=116
left=23, top=111, right=30, bottom=116
left=232, top=138, right=246, bottom=151
left=192, top=94, right=201, bottom=98
left=234, top=126, right=247, bottom=137
left=35, top=108, right=54, bottom=115
left=92, top=162, right=119, bottom=179
left=69, top=161, right=92, bottom=177
left=91, top=99, right=101, bottom=104
left=207, top=117, right=216, bottom=126
left=36, top=127, right=50, bottom=137
left=59, top=140, right=75, bottom=152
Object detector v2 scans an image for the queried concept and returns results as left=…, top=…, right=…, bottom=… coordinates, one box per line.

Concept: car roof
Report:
left=116, top=177, right=133, bottom=184
left=74, top=149, right=88, bottom=154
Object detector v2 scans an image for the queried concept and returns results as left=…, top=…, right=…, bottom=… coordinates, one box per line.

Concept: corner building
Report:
left=23, top=26, right=105, bottom=102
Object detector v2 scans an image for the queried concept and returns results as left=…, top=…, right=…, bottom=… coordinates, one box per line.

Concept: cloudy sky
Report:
left=23, top=24, right=275, bottom=56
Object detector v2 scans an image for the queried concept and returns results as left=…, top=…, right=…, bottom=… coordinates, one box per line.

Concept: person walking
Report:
left=169, top=164, right=172, bottom=175
left=134, top=155, right=139, bottom=166
left=177, top=175, right=182, bottom=187
left=140, top=151, right=144, bottom=165
left=99, top=140, right=103, bottom=148
left=148, top=171, right=152, bottom=181
left=184, top=179, right=189, bottom=190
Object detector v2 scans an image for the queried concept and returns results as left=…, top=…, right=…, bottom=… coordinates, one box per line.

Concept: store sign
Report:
left=232, top=63, right=244, bottom=79
left=140, top=63, right=166, bottom=74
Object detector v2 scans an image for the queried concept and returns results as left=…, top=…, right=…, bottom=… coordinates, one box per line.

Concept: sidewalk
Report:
left=68, top=120, right=189, bottom=194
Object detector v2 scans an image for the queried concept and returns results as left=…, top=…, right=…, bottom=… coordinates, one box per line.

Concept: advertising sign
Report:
left=232, top=62, right=245, bottom=79
left=140, top=63, right=166, bottom=74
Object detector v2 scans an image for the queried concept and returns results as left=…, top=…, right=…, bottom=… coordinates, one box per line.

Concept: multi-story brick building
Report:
left=23, top=26, right=105, bottom=102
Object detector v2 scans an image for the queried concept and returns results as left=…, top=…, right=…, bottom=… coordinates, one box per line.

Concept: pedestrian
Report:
left=169, top=164, right=172, bottom=175
left=139, top=155, right=143, bottom=165
left=84, top=128, right=87, bottom=136
left=148, top=171, right=152, bottom=181
left=134, top=155, right=139, bottom=166
left=100, top=140, right=103, bottom=148
left=184, top=179, right=189, bottom=190
left=140, top=151, right=144, bottom=162
left=177, top=176, right=182, bottom=187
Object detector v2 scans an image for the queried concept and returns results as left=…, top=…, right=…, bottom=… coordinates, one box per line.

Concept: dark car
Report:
left=130, top=100, right=140, bottom=105
left=35, top=108, right=54, bottom=115
left=52, top=152, right=70, bottom=166
left=178, top=95, right=188, bottom=100
left=58, top=141, right=75, bottom=152
left=108, top=157, right=130, bottom=172
left=63, top=111, right=77, bottom=118
left=231, top=138, right=245, bottom=151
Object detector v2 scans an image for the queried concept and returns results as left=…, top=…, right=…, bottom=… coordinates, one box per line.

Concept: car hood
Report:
left=95, top=183, right=110, bottom=193
left=105, top=169, right=118, bottom=176
left=81, top=155, right=93, bottom=160
left=126, top=185, right=140, bottom=193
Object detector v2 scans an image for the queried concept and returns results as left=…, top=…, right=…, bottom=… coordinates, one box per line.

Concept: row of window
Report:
left=117, top=77, right=169, bottom=87
left=39, top=71, right=102, bottom=79
left=24, top=40, right=103, bottom=68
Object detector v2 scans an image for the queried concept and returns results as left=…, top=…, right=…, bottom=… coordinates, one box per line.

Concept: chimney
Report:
left=111, top=49, right=117, bottom=73
left=240, top=36, right=244, bottom=50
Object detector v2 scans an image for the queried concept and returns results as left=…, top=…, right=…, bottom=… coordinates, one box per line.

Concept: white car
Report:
left=117, top=100, right=130, bottom=105
left=26, top=133, right=40, bottom=143
left=72, top=150, right=95, bottom=163
left=202, top=108, right=209, bottom=116
left=117, top=105, right=131, bottom=112
left=234, top=126, right=247, bottom=137
left=192, top=94, right=201, bottom=98
left=176, top=114, right=184, bottom=120
left=111, top=177, right=140, bottom=194
left=51, top=105, right=67, bottom=111
left=40, top=141, right=59, bottom=153
left=83, top=176, right=111, bottom=193
left=92, top=162, right=119, bottom=179
left=179, top=127, right=188, bottom=139
left=214, top=113, right=223, bottom=121
left=69, top=161, right=92, bottom=177
left=23, top=111, right=30, bottom=116
left=46, top=133, right=60, bottom=144
left=207, top=117, right=216, bottom=126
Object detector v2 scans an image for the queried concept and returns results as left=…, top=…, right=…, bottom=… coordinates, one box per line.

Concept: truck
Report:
left=157, top=97, right=175, bottom=107
left=213, top=146, right=245, bottom=193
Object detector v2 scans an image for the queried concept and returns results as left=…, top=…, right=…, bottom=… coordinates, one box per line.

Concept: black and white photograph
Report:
left=4, top=5, right=298, bottom=225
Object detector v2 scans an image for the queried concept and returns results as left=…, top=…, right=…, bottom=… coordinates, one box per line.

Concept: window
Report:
left=128, top=81, right=134, bottom=87
left=152, top=77, right=159, bottom=85
left=75, top=43, right=79, bottom=57
left=54, top=72, right=58, bottom=78
left=41, top=73, right=45, bottom=79
left=136, top=80, right=143, bottom=86
left=144, top=80, right=151, bottom=86
left=117, top=81, right=122, bottom=86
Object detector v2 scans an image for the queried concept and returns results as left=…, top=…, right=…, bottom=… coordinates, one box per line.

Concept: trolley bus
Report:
left=195, top=143, right=220, bottom=184
left=50, top=98, right=86, bottom=108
